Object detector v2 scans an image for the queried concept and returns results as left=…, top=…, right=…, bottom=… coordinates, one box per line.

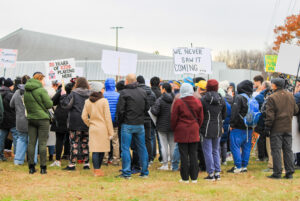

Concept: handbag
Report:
left=31, top=91, right=55, bottom=123
left=181, top=98, right=200, bottom=127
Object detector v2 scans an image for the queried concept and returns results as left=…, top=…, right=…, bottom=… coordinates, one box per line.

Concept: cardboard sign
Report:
left=46, top=58, right=75, bottom=82
left=275, top=43, right=300, bottom=76
left=101, top=50, right=137, bottom=76
left=264, top=55, right=277, bottom=72
left=173, top=47, right=212, bottom=74
left=0, top=48, right=18, bottom=68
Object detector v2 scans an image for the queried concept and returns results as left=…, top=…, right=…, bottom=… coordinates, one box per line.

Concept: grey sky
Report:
left=0, top=0, right=299, bottom=56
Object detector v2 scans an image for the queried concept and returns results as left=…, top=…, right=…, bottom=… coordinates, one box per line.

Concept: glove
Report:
left=109, top=136, right=113, bottom=140
left=264, top=127, right=271, bottom=137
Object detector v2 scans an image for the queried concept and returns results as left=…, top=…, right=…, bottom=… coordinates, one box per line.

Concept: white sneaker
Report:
left=179, top=179, right=189, bottom=184
left=50, top=160, right=61, bottom=167
left=191, top=180, right=198, bottom=184
left=158, top=165, right=169, bottom=170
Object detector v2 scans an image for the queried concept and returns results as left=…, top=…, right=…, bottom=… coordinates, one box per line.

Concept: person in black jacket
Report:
left=117, top=74, right=150, bottom=179
left=150, top=76, right=161, bottom=99
left=61, top=77, right=91, bottom=171
left=228, top=80, right=254, bottom=174
left=151, top=83, right=175, bottom=170
left=200, top=80, right=227, bottom=181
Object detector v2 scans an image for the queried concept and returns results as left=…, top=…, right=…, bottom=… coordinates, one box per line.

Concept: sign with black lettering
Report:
left=173, top=47, right=212, bottom=74
left=46, top=58, right=75, bottom=82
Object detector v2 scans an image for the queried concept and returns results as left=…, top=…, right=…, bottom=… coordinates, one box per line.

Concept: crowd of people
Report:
left=0, top=72, right=300, bottom=183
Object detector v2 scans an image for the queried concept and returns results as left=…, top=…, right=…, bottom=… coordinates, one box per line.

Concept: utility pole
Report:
left=111, top=27, right=124, bottom=81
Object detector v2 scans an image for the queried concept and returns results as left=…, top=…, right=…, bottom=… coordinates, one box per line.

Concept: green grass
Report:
left=0, top=157, right=300, bottom=201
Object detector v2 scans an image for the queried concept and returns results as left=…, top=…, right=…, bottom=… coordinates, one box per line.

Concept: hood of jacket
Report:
left=89, top=92, right=103, bottom=103
left=17, top=84, right=25, bottom=95
left=237, top=80, right=253, bottom=96
left=203, top=91, right=222, bottom=105
left=0, top=86, right=12, bottom=98
left=125, top=82, right=139, bottom=89
left=105, top=78, right=116, bottom=92
left=73, top=87, right=91, bottom=97
left=162, top=92, right=174, bottom=103
left=24, top=78, right=42, bottom=92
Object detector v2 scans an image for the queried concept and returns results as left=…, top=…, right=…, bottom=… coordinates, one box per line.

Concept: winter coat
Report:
left=138, top=84, right=156, bottom=121
left=0, top=95, right=3, bottom=124
left=24, top=79, right=53, bottom=120
left=0, top=86, right=16, bottom=129
left=225, top=93, right=234, bottom=105
left=265, top=89, right=298, bottom=134
left=60, top=87, right=91, bottom=131
left=151, top=86, right=161, bottom=99
left=230, top=80, right=253, bottom=130
left=104, top=78, right=120, bottom=126
left=82, top=93, right=114, bottom=152
left=171, top=96, right=204, bottom=143
left=200, top=91, right=227, bottom=138
left=50, top=86, right=69, bottom=132
left=117, top=82, right=150, bottom=125
left=9, top=85, right=28, bottom=133
left=221, top=99, right=231, bottom=143
left=151, top=92, right=174, bottom=133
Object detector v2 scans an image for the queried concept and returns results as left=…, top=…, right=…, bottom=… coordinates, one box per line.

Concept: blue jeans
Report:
left=0, top=128, right=17, bottom=159
left=121, top=124, right=149, bottom=177
left=230, top=129, right=253, bottom=169
left=172, top=143, right=180, bottom=170
left=48, top=145, right=55, bottom=155
left=150, top=126, right=156, bottom=161
left=14, top=131, right=28, bottom=165
left=202, top=137, right=221, bottom=174
left=34, top=139, right=38, bottom=164
left=92, top=152, right=104, bottom=169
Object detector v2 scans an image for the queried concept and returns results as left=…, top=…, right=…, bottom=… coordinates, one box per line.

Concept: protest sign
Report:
left=251, top=131, right=260, bottom=152
left=275, top=43, right=300, bottom=76
left=173, top=47, right=212, bottom=74
left=46, top=58, right=75, bottom=82
left=101, top=50, right=137, bottom=76
left=0, top=49, right=18, bottom=68
left=292, top=117, right=300, bottom=153
left=264, top=55, right=277, bottom=72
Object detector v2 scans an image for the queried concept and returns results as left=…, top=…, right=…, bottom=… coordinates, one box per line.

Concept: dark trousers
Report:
left=150, top=124, right=156, bottom=161
left=144, top=120, right=152, bottom=162
left=92, top=152, right=104, bottom=169
left=55, top=132, right=68, bottom=161
left=270, top=133, right=294, bottom=176
left=69, top=130, right=89, bottom=165
left=220, top=141, right=227, bottom=163
left=63, top=132, right=70, bottom=157
left=178, top=142, right=199, bottom=181
left=28, top=119, right=50, bottom=166
left=197, top=141, right=206, bottom=171
left=131, top=136, right=141, bottom=170
left=257, top=134, right=267, bottom=160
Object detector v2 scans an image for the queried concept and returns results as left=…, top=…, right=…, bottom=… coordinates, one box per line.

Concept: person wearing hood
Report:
left=228, top=80, right=254, bottom=174
left=9, top=75, right=30, bottom=165
left=200, top=80, right=227, bottom=181
left=171, top=83, right=204, bottom=183
left=60, top=77, right=91, bottom=171
left=103, top=78, right=120, bottom=166
left=151, top=83, right=175, bottom=170
left=228, top=82, right=236, bottom=97
left=82, top=82, right=114, bottom=177
left=24, top=73, right=53, bottom=174
left=219, top=80, right=234, bottom=105
left=0, top=78, right=18, bottom=162
left=265, top=78, right=298, bottom=179
left=117, top=74, right=150, bottom=179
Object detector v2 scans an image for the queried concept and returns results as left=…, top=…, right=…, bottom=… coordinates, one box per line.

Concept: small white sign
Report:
left=173, top=47, right=212, bottom=74
left=0, top=48, right=18, bottom=68
left=101, top=50, right=137, bottom=76
left=45, top=58, right=76, bottom=82
left=275, top=43, right=300, bottom=76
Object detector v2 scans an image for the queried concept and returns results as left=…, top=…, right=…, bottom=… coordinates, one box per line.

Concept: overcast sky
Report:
left=0, top=0, right=299, bottom=56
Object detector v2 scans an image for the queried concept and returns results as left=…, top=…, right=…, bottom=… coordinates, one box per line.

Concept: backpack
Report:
left=240, top=93, right=261, bottom=128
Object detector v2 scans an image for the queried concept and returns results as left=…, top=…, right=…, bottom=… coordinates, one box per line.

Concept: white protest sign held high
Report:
left=101, top=50, right=137, bottom=76
left=46, top=58, right=75, bottom=82
left=0, top=48, right=18, bottom=68
left=173, top=47, right=212, bottom=74
left=275, top=43, right=300, bottom=76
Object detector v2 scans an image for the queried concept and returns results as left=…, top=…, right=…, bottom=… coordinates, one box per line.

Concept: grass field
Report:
left=0, top=157, right=300, bottom=201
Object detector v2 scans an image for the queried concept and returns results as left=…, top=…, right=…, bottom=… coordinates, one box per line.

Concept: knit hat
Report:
left=219, top=80, right=230, bottom=92
left=173, top=80, right=182, bottom=88
left=183, top=77, right=195, bottom=87
left=195, top=80, right=207, bottom=90
left=206, top=79, right=219, bottom=92
left=218, top=88, right=226, bottom=97
left=4, top=78, right=14, bottom=88
left=90, top=82, right=104, bottom=92
left=271, top=78, right=285, bottom=89
left=180, top=83, right=194, bottom=98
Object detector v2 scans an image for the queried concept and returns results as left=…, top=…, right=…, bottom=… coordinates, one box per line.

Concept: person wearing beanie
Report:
left=229, top=82, right=236, bottom=97
left=171, top=83, right=204, bottom=183
left=264, top=78, right=298, bottom=179
left=200, top=79, right=226, bottom=181
left=82, top=80, right=114, bottom=177
left=0, top=78, right=17, bottom=162
left=173, top=81, right=181, bottom=95
left=228, top=80, right=254, bottom=174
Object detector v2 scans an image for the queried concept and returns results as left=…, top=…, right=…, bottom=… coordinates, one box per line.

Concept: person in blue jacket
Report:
left=220, top=99, right=231, bottom=165
left=103, top=78, right=120, bottom=166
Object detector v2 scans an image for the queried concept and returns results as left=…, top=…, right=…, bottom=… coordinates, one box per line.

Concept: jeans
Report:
left=121, top=124, right=149, bottom=177
left=178, top=142, right=199, bottom=181
left=0, top=127, right=18, bottom=159
left=48, top=145, right=55, bottom=155
left=92, top=152, right=104, bottom=169
left=150, top=126, right=157, bottom=161
left=14, top=131, right=28, bottom=165
left=158, top=131, right=176, bottom=166
left=172, top=143, right=180, bottom=170
left=202, top=137, right=221, bottom=175
left=230, top=129, right=252, bottom=169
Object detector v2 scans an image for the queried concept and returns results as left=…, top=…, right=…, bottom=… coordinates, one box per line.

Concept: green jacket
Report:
left=24, top=79, right=53, bottom=120
left=0, top=95, right=3, bottom=124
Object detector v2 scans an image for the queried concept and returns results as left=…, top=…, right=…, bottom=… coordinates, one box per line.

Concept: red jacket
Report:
left=171, top=96, right=204, bottom=143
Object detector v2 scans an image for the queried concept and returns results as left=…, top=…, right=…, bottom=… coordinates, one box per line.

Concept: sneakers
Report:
left=116, top=174, right=131, bottom=180
left=214, top=172, right=221, bottom=181
left=284, top=174, right=293, bottom=179
left=131, top=168, right=141, bottom=174
left=158, top=165, right=169, bottom=171
left=204, top=174, right=215, bottom=181
left=179, top=179, right=189, bottom=184
left=63, top=166, right=76, bottom=171
left=227, top=166, right=241, bottom=173
left=267, top=174, right=281, bottom=179
left=222, top=161, right=227, bottom=166
left=40, top=166, right=47, bottom=174
left=83, top=165, right=90, bottom=170
left=241, top=167, right=247, bottom=173
left=191, top=180, right=197, bottom=184
left=139, top=175, right=149, bottom=179
left=94, top=169, right=104, bottom=177
left=50, top=161, right=61, bottom=167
